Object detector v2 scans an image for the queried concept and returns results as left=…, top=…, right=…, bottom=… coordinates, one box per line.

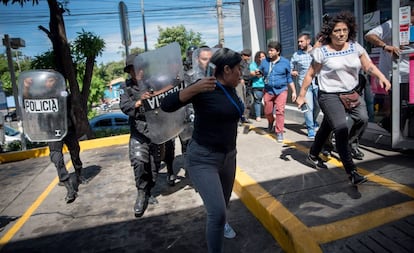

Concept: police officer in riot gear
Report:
left=183, top=45, right=198, bottom=71
left=120, top=54, right=165, bottom=217
left=20, top=71, right=86, bottom=204
left=48, top=93, right=87, bottom=203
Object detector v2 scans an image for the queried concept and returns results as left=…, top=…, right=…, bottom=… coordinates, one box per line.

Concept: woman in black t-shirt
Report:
left=162, top=48, right=242, bottom=253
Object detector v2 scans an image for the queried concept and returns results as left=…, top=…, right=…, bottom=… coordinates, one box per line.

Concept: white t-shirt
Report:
left=365, top=20, right=408, bottom=83
left=312, top=42, right=368, bottom=93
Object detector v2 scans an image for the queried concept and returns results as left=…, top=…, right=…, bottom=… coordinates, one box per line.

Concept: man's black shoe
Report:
left=351, top=147, right=364, bottom=160
left=267, top=123, right=275, bottom=133
left=167, top=174, right=176, bottom=186
left=134, top=190, right=148, bottom=218
left=306, top=153, right=328, bottom=170
left=349, top=170, right=367, bottom=185
left=241, top=118, right=251, bottom=124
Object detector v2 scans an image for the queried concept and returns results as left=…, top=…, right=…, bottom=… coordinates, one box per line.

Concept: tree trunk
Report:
left=47, top=0, right=93, bottom=139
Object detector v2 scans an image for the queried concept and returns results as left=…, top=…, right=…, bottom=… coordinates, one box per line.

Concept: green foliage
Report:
left=73, top=29, right=105, bottom=60
left=30, top=51, right=55, bottom=69
left=97, top=61, right=125, bottom=83
left=2, top=139, right=47, bottom=153
left=0, top=51, right=33, bottom=95
left=0, top=72, right=12, bottom=95
left=156, top=25, right=205, bottom=59
left=88, top=72, right=107, bottom=109
left=1, top=0, right=39, bottom=6
left=87, top=108, right=99, bottom=120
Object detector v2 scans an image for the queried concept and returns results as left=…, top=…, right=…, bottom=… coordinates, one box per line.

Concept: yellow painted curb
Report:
left=0, top=134, right=130, bottom=164
left=233, top=167, right=322, bottom=253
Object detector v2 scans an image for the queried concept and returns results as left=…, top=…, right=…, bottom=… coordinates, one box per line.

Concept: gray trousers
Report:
left=185, top=139, right=237, bottom=253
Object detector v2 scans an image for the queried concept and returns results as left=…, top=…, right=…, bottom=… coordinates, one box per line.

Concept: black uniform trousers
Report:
left=48, top=129, right=82, bottom=182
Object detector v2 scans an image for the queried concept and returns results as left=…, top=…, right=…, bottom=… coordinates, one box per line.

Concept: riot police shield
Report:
left=134, top=42, right=186, bottom=144
left=179, top=47, right=218, bottom=141
left=18, top=70, right=68, bottom=142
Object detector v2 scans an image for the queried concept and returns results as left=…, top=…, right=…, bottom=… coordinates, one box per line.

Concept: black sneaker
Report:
left=167, top=174, right=176, bottom=186
left=350, top=147, right=364, bottom=160
left=306, top=154, right=328, bottom=169
left=349, top=170, right=367, bottom=185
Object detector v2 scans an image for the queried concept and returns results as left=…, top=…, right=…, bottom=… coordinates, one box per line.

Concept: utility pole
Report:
left=216, top=0, right=224, bottom=47
left=119, top=1, right=131, bottom=57
left=141, top=0, right=148, bottom=51
left=2, top=34, right=27, bottom=150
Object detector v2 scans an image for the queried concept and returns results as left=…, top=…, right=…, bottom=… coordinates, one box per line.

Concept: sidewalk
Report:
left=235, top=118, right=414, bottom=253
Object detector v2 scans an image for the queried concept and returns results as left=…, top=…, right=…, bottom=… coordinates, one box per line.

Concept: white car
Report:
left=4, top=125, right=21, bottom=144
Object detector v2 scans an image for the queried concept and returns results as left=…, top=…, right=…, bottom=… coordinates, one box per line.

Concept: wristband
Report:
left=382, top=44, right=387, bottom=50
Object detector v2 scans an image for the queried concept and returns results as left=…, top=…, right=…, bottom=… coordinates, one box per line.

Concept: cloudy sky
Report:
left=0, top=0, right=243, bottom=64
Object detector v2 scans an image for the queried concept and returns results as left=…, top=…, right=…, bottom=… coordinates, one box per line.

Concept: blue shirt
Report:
left=290, top=49, right=314, bottom=87
left=259, top=56, right=293, bottom=95
left=249, top=61, right=265, bottom=88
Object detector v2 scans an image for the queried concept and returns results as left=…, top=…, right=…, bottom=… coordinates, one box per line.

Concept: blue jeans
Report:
left=304, top=85, right=320, bottom=132
left=185, top=140, right=237, bottom=253
left=253, top=88, right=264, bottom=118
left=311, top=92, right=368, bottom=174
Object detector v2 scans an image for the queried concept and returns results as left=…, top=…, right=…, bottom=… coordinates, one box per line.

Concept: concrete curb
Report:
left=0, top=134, right=130, bottom=164
left=233, top=167, right=322, bottom=253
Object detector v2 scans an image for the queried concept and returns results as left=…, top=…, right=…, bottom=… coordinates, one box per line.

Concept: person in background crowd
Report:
left=120, top=53, right=165, bottom=217
left=250, top=50, right=266, bottom=122
left=258, top=41, right=297, bottom=142
left=364, top=3, right=414, bottom=135
left=161, top=48, right=242, bottom=253
left=237, top=48, right=252, bottom=123
left=296, top=11, right=391, bottom=185
left=291, top=32, right=320, bottom=139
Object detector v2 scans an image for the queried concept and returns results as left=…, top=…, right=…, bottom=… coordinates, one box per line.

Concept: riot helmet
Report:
left=184, top=45, right=198, bottom=70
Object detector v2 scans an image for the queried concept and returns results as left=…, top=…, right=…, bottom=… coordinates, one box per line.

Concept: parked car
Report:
left=4, top=125, right=21, bottom=144
left=89, top=112, right=130, bottom=138
left=1, top=125, right=22, bottom=152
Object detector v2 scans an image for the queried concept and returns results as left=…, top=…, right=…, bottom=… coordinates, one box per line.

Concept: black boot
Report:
left=75, top=168, right=89, bottom=184
left=63, top=177, right=77, bottom=203
left=349, top=170, right=367, bottom=185
left=134, top=190, right=148, bottom=218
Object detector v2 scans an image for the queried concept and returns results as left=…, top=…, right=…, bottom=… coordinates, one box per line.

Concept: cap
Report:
left=124, top=53, right=139, bottom=73
left=241, top=48, right=252, bottom=56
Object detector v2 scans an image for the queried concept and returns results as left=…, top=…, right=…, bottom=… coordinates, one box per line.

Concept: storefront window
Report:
left=296, top=0, right=314, bottom=40
left=322, top=0, right=354, bottom=15
left=264, top=0, right=277, bottom=43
